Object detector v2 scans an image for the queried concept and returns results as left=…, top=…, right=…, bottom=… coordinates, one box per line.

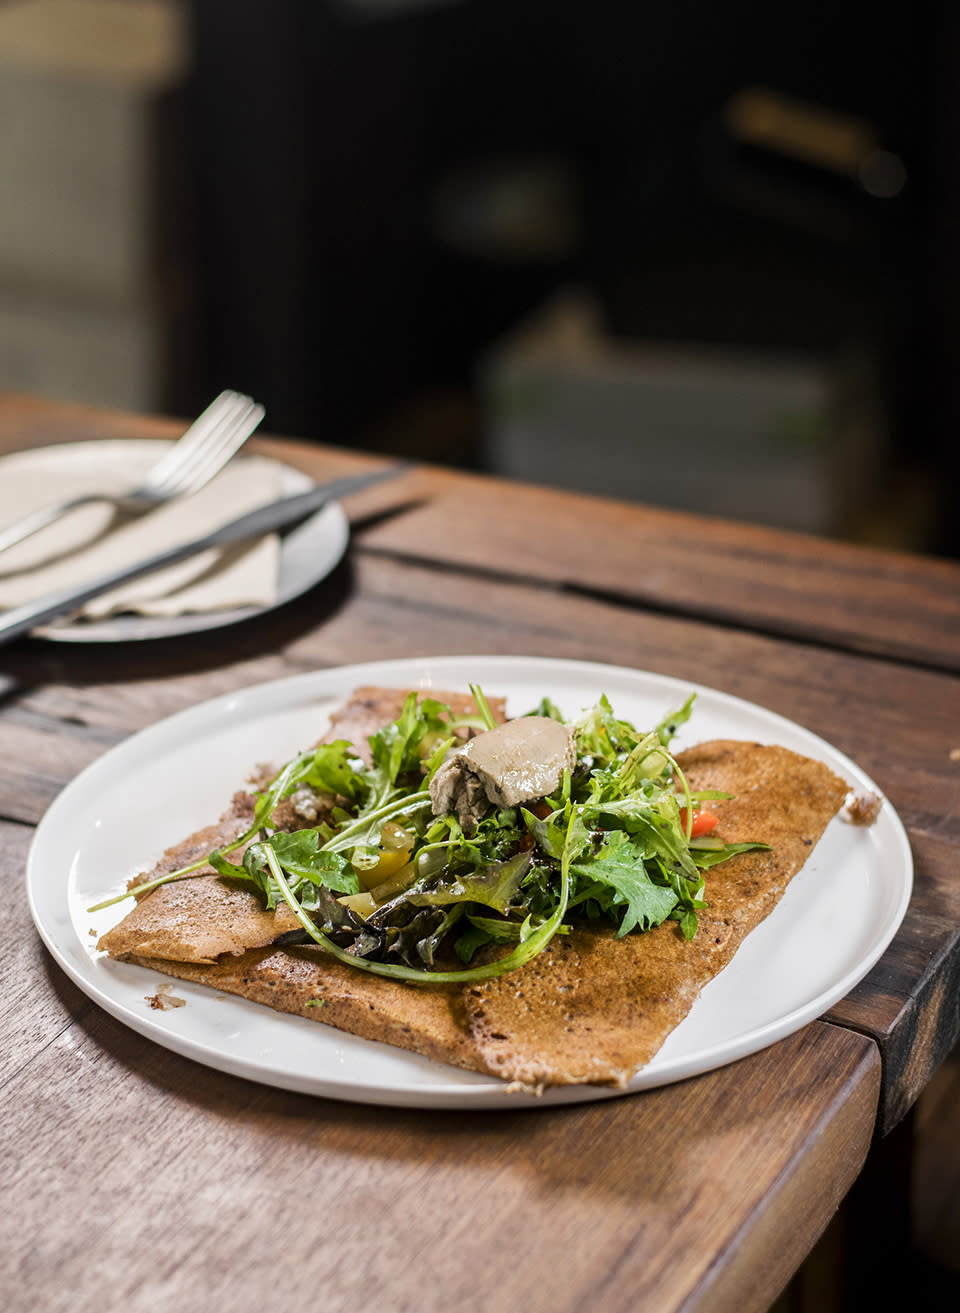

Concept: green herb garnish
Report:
left=90, top=688, right=767, bottom=980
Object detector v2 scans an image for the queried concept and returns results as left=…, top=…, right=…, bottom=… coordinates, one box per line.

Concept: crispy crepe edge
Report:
left=460, top=740, right=848, bottom=1089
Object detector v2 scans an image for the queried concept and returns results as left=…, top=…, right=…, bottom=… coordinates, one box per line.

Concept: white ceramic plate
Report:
left=0, top=440, right=349, bottom=642
left=27, top=655, right=912, bottom=1108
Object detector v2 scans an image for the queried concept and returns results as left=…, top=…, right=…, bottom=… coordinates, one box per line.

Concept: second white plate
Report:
left=0, top=440, right=349, bottom=642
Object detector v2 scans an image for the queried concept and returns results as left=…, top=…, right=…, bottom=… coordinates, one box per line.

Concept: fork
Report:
left=0, top=390, right=265, bottom=555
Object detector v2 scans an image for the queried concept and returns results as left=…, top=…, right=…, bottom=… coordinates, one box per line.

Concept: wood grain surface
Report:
left=0, top=914, right=879, bottom=1313
left=2, top=547, right=955, bottom=1133
left=2, top=390, right=958, bottom=1312
left=0, top=807, right=879, bottom=1313
left=0, top=391, right=957, bottom=672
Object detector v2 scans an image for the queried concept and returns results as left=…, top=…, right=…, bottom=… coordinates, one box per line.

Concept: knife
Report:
left=0, top=463, right=411, bottom=645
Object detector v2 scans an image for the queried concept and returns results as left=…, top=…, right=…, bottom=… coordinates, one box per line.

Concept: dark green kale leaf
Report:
left=404, top=850, right=533, bottom=914
left=387, top=905, right=465, bottom=968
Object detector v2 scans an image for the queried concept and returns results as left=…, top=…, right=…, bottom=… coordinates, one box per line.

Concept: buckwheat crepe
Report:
left=97, top=688, right=847, bottom=1091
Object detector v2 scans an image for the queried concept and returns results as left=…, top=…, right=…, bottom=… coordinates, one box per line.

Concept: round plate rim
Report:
left=25, top=654, right=913, bottom=1108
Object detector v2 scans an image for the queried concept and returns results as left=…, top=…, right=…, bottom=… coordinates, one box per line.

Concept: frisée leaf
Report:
left=571, top=831, right=681, bottom=936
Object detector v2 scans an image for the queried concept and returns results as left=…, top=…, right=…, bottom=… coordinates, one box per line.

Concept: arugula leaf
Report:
left=674, top=907, right=700, bottom=940
left=654, top=694, right=696, bottom=746
left=523, top=696, right=565, bottom=722
left=267, top=829, right=358, bottom=894
left=368, top=693, right=451, bottom=796
left=572, top=831, right=679, bottom=935
left=212, top=830, right=358, bottom=910
left=520, top=808, right=569, bottom=861
left=583, top=795, right=700, bottom=881
left=465, top=913, right=525, bottom=941
left=469, top=683, right=498, bottom=731
left=574, top=695, right=641, bottom=763
left=522, top=804, right=590, bottom=864
left=207, top=848, right=249, bottom=883
left=454, top=914, right=524, bottom=963
left=300, top=740, right=369, bottom=804
left=692, top=840, right=770, bottom=869
left=254, top=750, right=317, bottom=828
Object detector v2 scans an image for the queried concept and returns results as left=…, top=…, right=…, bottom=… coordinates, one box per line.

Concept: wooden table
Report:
left=1, top=392, right=958, bottom=1313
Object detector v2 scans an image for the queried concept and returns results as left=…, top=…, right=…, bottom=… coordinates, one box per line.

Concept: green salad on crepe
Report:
left=92, top=687, right=766, bottom=984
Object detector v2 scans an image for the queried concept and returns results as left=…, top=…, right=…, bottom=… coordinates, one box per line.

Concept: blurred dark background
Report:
left=0, top=0, right=956, bottom=555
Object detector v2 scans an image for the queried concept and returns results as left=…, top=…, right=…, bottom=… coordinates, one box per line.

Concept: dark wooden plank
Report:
left=10, top=545, right=952, bottom=858
left=353, top=465, right=960, bottom=674
left=0, top=387, right=381, bottom=478
left=2, top=553, right=957, bottom=1133
left=0, top=652, right=311, bottom=824
left=0, top=1003, right=878, bottom=1313
left=0, top=819, right=91, bottom=1077
left=0, top=389, right=181, bottom=449
left=1, top=391, right=957, bottom=672
left=828, top=827, right=960, bottom=1131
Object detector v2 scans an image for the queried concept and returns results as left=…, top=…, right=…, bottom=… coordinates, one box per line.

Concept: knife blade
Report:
left=0, top=462, right=411, bottom=645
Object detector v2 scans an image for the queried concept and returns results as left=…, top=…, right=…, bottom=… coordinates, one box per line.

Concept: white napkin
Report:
left=0, top=442, right=283, bottom=620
